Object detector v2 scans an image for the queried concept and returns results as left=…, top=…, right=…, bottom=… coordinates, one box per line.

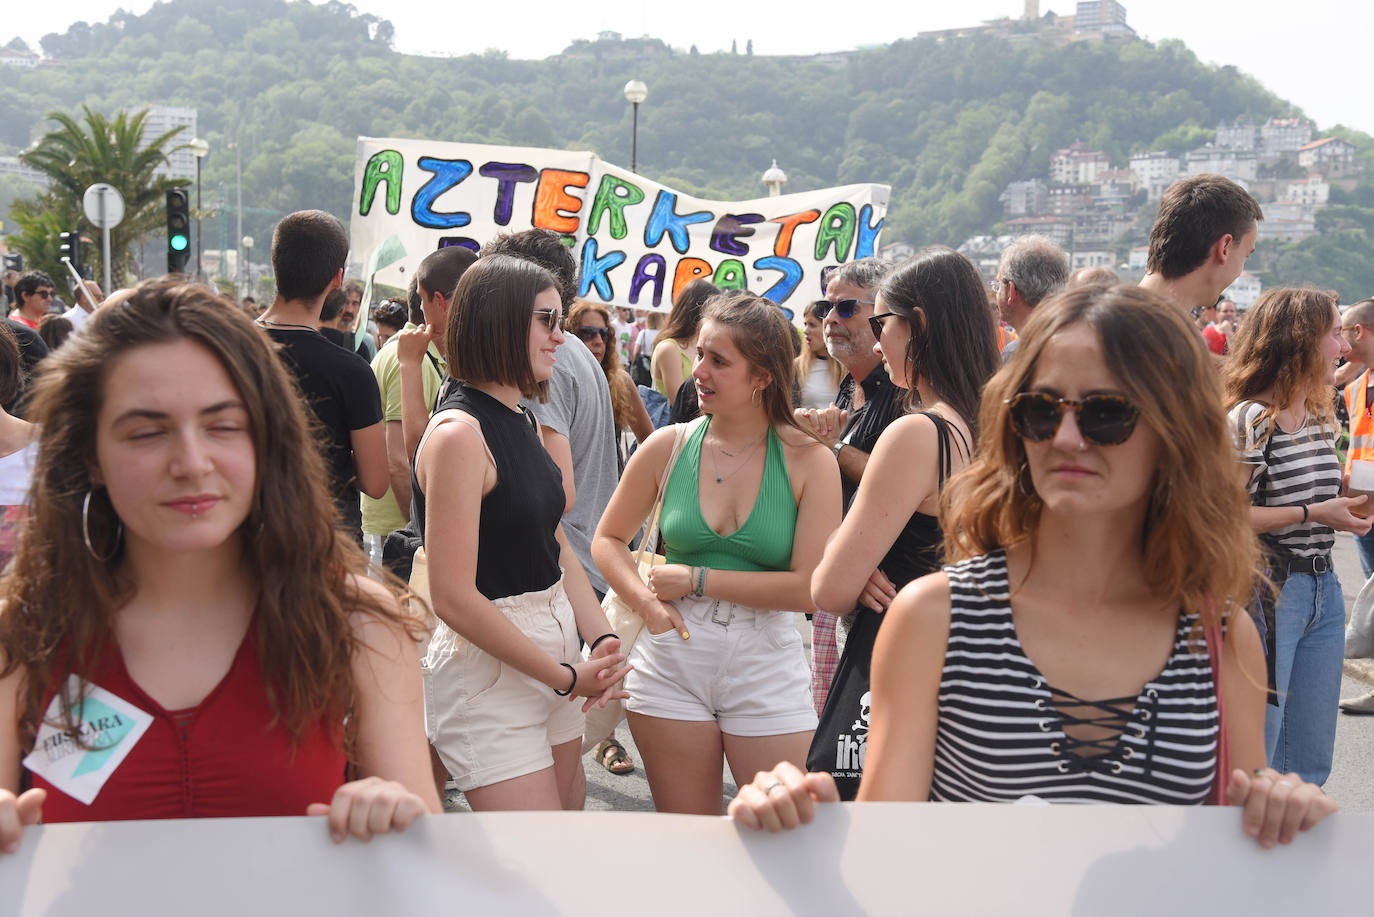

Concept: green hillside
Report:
left=4, top=0, right=1372, bottom=293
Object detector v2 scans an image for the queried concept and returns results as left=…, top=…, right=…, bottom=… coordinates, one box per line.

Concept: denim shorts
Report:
left=625, top=595, right=817, bottom=736
left=423, top=577, right=585, bottom=792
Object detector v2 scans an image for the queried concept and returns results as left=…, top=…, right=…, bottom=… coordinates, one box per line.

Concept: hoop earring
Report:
left=82, top=489, right=123, bottom=562
left=1016, top=461, right=1035, bottom=497
left=752, top=388, right=762, bottom=407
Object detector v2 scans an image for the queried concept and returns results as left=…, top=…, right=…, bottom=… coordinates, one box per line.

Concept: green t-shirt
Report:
left=360, top=324, right=446, bottom=536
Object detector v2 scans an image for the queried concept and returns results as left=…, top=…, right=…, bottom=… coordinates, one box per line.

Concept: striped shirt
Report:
left=929, top=551, right=1218, bottom=805
left=1228, top=400, right=1339, bottom=558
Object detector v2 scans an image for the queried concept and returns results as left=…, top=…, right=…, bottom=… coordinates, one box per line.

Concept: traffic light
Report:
left=59, top=230, right=81, bottom=276
left=166, top=189, right=191, bottom=274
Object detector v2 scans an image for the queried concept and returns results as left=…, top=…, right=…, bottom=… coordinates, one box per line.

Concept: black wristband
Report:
left=553, top=662, right=576, bottom=696
left=589, top=632, right=618, bottom=653
left=1300, top=504, right=1309, bottom=523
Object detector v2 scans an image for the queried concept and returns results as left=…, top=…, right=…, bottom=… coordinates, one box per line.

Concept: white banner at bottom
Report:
left=3, top=803, right=1367, bottom=916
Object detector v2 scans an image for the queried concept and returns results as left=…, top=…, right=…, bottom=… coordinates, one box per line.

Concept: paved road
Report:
left=457, top=540, right=1374, bottom=813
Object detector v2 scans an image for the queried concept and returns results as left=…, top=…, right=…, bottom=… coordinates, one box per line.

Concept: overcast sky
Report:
left=8, top=0, right=1372, bottom=135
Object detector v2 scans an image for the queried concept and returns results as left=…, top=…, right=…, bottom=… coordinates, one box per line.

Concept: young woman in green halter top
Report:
left=594, top=292, right=841, bottom=815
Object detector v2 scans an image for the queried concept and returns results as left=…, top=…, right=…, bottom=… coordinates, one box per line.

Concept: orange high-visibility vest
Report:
left=1345, top=369, right=1374, bottom=471
left=997, top=324, right=1017, bottom=351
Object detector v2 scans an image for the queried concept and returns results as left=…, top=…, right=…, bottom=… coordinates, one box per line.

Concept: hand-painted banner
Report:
left=350, top=137, right=889, bottom=314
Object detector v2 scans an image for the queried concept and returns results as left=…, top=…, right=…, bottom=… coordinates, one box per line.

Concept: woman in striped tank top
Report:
left=731, top=285, right=1337, bottom=848
left=1223, top=288, right=1369, bottom=785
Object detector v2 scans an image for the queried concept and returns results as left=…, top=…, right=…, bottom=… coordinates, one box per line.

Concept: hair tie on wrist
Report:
left=553, top=662, right=576, bottom=696
left=589, top=632, right=617, bottom=653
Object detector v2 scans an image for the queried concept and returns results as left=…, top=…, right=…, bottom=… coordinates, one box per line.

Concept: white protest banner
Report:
left=3, top=804, right=1366, bottom=915
left=350, top=137, right=889, bottom=315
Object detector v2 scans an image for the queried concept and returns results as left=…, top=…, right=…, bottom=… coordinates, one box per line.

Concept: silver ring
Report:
left=1275, top=780, right=1297, bottom=790
left=762, top=780, right=786, bottom=795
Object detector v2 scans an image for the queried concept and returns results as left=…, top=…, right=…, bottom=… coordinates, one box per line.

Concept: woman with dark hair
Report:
left=594, top=291, right=841, bottom=815
left=732, top=285, right=1336, bottom=850
left=1223, top=288, right=1368, bottom=785
left=412, top=256, right=630, bottom=812
left=0, top=323, right=36, bottom=570
left=795, top=299, right=843, bottom=410
left=807, top=247, right=1000, bottom=797
left=566, top=300, right=653, bottom=458
left=652, top=279, right=718, bottom=404
left=36, top=314, right=74, bottom=353
left=0, top=278, right=438, bottom=852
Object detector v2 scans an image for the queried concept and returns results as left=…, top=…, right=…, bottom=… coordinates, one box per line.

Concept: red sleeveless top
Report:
left=32, top=628, right=347, bottom=822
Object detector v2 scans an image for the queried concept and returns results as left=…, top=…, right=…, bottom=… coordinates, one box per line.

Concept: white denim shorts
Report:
left=624, top=595, right=817, bottom=736
left=423, top=577, right=585, bottom=792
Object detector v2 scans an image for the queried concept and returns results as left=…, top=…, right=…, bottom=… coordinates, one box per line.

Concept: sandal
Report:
left=595, top=737, right=635, bottom=775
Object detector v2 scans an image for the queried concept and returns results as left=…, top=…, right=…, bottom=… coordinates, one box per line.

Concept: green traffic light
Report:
left=170, top=234, right=189, bottom=252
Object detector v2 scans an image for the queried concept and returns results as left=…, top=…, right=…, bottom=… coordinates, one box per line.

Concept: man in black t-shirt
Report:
left=258, top=210, right=387, bottom=539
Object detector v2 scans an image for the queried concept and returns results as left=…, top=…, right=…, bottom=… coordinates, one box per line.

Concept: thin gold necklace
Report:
left=707, top=430, right=767, bottom=484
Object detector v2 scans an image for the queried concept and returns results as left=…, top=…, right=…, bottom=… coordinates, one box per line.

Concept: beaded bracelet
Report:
left=696, top=565, right=707, bottom=597
left=553, top=662, right=577, bottom=696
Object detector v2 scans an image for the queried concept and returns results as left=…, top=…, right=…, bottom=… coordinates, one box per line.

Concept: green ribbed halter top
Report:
left=659, top=417, right=796, bottom=572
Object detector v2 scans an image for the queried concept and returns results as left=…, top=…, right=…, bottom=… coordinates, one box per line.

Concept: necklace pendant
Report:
left=715, top=476, right=723, bottom=484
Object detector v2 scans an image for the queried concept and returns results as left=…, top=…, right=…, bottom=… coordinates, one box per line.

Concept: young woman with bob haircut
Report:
left=1223, top=287, right=1369, bottom=785
left=593, top=291, right=841, bottom=815
left=731, top=285, right=1337, bottom=849
left=0, top=279, right=438, bottom=853
left=412, top=255, right=630, bottom=812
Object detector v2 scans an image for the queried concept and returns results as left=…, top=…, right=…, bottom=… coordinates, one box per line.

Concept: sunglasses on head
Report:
left=532, top=307, right=560, bottom=332
left=813, top=298, right=874, bottom=320
left=575, top=325, right=610, bottom=343
left=1005, top=391, right=1141, bottom=446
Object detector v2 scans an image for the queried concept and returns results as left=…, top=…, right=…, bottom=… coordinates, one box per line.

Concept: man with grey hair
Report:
left=796, top=256, right=902, bottom=715
left=995, top=235, right=1069, bottom=358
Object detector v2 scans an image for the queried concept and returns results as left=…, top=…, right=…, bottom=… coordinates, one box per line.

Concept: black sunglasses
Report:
left=867, top=311, right=905, bottom=339
left=1005, top=392, right=1141, bottom=446
left=813, top=298, right=874, bottom=320
left=575, top=325, right=610, bottom=343
left=532, top=308, right=560, bottom=332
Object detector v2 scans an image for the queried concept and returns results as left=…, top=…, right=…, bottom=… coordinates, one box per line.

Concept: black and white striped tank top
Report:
left=1228, top=400, right=1339, bottom=558
left=930, top=550, right=1218, bottom=805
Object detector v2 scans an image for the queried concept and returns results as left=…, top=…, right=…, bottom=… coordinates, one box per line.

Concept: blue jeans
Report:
left=1356, top=529, right=1374, bottom=580
left=1265, top=568, right=1345, bottom=784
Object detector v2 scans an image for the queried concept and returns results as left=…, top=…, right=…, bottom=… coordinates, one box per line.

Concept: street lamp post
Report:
left=623, top=80, right=648, bottom=173
left=241, top=235, right=254, bottom=299
left=189, top=138, right=209, bottom=282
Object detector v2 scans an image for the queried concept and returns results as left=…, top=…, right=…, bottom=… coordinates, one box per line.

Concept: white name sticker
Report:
left=22, top=675, right=154, bottom=805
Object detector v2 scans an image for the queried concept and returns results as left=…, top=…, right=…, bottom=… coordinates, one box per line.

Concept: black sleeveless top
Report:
left=410, top=382, right=565, bottom=600
left=877, top=411, right=964, bottom=590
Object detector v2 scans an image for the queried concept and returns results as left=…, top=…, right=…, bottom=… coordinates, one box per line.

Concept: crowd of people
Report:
left=0, top=170, right=1363, bottom=856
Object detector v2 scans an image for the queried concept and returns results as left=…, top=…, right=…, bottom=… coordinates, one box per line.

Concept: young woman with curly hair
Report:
left=0, top=279, right=438, bottom=854
left=733, top=285, right=1337, bottom=850
left=1223, top=287, right=1369, bottom=784
left=566, top=300, right=653, bottom=462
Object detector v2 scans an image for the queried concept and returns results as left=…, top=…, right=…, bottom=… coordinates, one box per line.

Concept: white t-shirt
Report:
left=63, top=304, right=94, bottom=330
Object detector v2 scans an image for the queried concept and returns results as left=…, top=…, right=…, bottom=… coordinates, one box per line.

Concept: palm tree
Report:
left=13, top=106, right=189, bottom=287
